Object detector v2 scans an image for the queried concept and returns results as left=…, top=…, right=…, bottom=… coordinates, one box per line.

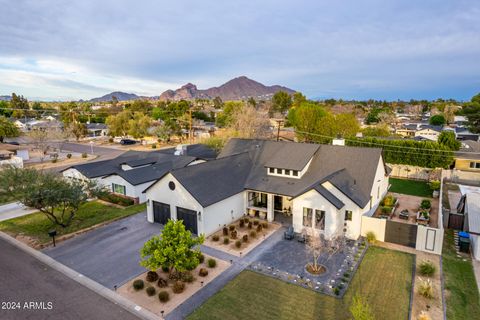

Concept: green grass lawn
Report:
left=443, top=229, right=480, bottom=319
left=0, top=201, right=146, bottom=244
left=389, top=178, right=433, bottom=198
left=188, top=246, right=413, bottom=320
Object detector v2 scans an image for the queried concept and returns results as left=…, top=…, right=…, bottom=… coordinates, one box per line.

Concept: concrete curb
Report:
left=0, top=232, right=159, bottom=320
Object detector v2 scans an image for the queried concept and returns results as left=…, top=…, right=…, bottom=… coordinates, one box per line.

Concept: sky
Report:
left=0, top=0, right=479, bottom=101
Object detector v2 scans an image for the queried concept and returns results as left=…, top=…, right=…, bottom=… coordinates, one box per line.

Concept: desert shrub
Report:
left=158, top=291, right=169, bottom=302
left=133, top=279, right=144, bottom=291
left=172, top=281, right=185, bottom=294
left=418, top=311, right=431, bottom=320
left=333, top=287, right=340, bottom=296
left=223, top=237, right=230, bottom=244
left=381, top=206, right=390, bottom=214
left=429, top=180, right=440, bottom=191
left=108, top=137, right=114, bottom=143
left=157, top=277, right=168, bottom=288
left=161, top=265, right=169, bottom=273
left=235, top=240, right=242, bottom=248
left=421, top=199, right=431, bottom=210
left=181, top=272, right=195, bottom=283
left=168, top=271, right=183, bottom=281
left=146, top=271, right=159, bottom=282
left=244, top=218, right=250, bottom=225
left=418, top=278, right=434, bottom=299
left=382, top=194, right=396, bottom=207
left=239, top=219, right=245, bottom=228
left=151, top=144, right=157, bottom=149
left=146, top=286, right=156, bottom=296
left=230, top=230, right=238, bottom=239
left=199, top=253, right=205, bottom=263
left=222, top=226, right=228, bottom=236
left=242, top=234, right=248, bottom=242
left=343, top=272, right=350, bottom=278
left=66, top=153, right=72, bottom=159
left=250, top=230, right=257, bottom=238
left=366, top=231, right=376, bottom=244
left=256, top=224, right=263, bottom=232
left=207, top=258, right=217, bottom=268
left=199, top=268, right=208, bottom=277
left=253, top=220, right=259, bottom=226
left=419, top=260, right=436, bottom=277
left=261, top=222, right=268, bottom=229
left=212, top=234, right=219, bottom=241
left=229, top=225, right=235, bottom=231
left=248, top=222, right=253, bottom=229
left=81, top=152, right=87, bottom=158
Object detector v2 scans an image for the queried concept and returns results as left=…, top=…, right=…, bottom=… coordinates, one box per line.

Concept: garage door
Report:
left=176, top=207, right=198, bottom=235
left=153, top=201, right=171, bottom=225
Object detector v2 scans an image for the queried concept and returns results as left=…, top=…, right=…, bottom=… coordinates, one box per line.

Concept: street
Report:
left=0, top=202, right=36, bottom=222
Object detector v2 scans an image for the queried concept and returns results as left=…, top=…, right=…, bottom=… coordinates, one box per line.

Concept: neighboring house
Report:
left=86, top=123, right=109, bottom=137
left=30, top=120, right=63, bottom=132
left=0, top=144, right=24, bottom=168
left=414, top=125, right=442, bottom=141
left=144, top=138, right=389, bottom=239
left=455, top=127, right=479, bottom=142
left=454, top=140, right=480, bottom=172
left=457, top=192, right=480, bottom=261
left=62, top=144, right=216, bottom=203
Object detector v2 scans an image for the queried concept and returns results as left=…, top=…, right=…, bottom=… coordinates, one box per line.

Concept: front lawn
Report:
left=389, top=178, right=432, bottom=198
left=443, top=229, right=480, bottom=319
left=0, top=201, right=146, bottom=245
left=188, top=246, right=413, bottom=320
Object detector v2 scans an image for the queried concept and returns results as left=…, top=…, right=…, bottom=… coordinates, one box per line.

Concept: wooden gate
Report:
left=448, top=213, right=464, bottom=230
left=385, top=220, right=418, bottom=248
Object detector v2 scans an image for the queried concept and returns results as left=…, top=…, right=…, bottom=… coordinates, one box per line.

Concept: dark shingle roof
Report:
left=158, top=144, right=217, bottom=160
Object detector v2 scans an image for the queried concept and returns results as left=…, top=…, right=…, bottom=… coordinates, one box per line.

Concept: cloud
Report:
left=0, top=0, right=479, bottom=100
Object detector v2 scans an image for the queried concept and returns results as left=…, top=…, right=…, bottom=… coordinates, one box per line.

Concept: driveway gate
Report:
left=384, top=220, right=418, bottom=248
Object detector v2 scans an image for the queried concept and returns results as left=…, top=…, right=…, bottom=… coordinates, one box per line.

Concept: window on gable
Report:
left=292, top=170, right=299, bottom=176
left=303, top=207, right=313, bottom=227
left=285, top=169, right=290, bottom=175
left=269, top=167, right=274, bottom=173
left=276, top=168, right=283, bottom=174
left=345, top=210, right=353, bottom=221
left=315, top=210, right=325, bottom=230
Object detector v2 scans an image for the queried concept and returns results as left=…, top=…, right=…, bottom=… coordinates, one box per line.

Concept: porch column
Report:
left=267, top=194, right=274, bottom=222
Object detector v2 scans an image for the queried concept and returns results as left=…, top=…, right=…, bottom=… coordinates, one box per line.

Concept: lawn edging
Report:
left=440, top=255, right=447, bottom=320
left=408, top=254, right=416, bottom=320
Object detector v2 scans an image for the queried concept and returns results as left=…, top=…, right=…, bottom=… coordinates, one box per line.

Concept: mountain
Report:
left=159, top=76, right=295, bottom=101
left=0, top=95, right=11, bottom=101
left=89, top=91, right=140, bottom=102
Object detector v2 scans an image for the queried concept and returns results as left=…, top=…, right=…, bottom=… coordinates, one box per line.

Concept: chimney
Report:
left=174, top=144, right=187, bottom=156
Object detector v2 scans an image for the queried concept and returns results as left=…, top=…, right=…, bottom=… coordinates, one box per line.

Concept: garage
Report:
left=153, top=201, right=171, bottom=225
left=176, top=207, right=198, bottom=235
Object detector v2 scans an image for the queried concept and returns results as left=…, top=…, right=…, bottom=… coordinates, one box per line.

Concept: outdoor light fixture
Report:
left=147, top=199, right=150, bottom=206
left=198, top=211, right=201, bottom=221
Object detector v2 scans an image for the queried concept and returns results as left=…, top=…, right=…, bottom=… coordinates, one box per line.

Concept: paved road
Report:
left=0, top=238, right=140, bottom=320
left=43, top=211, right=160, bottom=289
left=0, top=202, right=36, bottom=222
left=61, top=142, right=125, bottom=159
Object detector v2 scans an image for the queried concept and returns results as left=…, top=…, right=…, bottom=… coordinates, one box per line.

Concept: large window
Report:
left=112, top=183, right=126, bottom=195
left=345, top=210, right=353, bottom=221
left=303, top=207, right=313, bottom=227
left=315, top=210, right=325, bottom=230
left=470, top=162, right=480, bottom=169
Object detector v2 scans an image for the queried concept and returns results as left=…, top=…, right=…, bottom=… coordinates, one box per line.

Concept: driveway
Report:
left=43, top=211, right=160, bottom=289
left=0, top=202, right=36, bottom=222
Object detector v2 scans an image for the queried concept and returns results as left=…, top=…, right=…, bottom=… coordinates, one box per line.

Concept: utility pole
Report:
left=189, top=109, right=193, bottom=144
left=275, top=119, right=284, bottom=141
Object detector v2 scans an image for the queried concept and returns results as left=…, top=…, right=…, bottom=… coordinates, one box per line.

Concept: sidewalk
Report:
left=0, top=202, right=36, bottom=222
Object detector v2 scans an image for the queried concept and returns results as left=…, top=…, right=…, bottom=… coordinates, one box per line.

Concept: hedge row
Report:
left=98, top=193, right=134, bottom=206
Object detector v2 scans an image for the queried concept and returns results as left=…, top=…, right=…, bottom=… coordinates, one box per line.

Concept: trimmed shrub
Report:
left=168, top=271, right=181, bottom=281
left=207, top=258, right=217, bottom=268
left=380, top=206, right=390, bottom=214
left=108, top=137, right=114, bottom=143
left=146, top=286, right=156, bottom=296
left=133, top=279, right=144, bottom=291
left=230, top=230, right=237, bottom=239
left=244, top=218, right=250, bottom=225
left=158, top=291, right=169, bottom=302
left=151, top=144, right=157, bottom=149
left=239, top=219, right=245, bottom=228
left=253, top=220, right=259, bottom=226
left=181, top=272, right=195, bottom=283
left=229, top=225, right=235, bottom=231
left=366, top=231, right=376, bottom=244
left=242, top=234, right=248, bottom=242
left=222, top=226, right=228, bottom=236
left=199, top=253, right=205, bottom=263
left=66, top=153, right=72, bottom=159
left=418, top=278, right=434, bottom=299
left=382, top=194, right=396, bottom=207
left=199, top=268, right=208, bottom=277
left=223, top=237, right=230, bottom=244
left=212, top=234, right=220, bottom=241
left=98, top=193, right=134, bottom=206
left=261, top=222, right=268, bottom=229
left=250, top=230, right=257, bottom=238
left=172, top=281, right=185, bottom=294
left=419, top=260, right=436, bottom=277
left=146, top=271, right=159, bottom=282
left=161, top=265, right=169, bottom=273
left=81, top=152, right=87, bottom=158
left=235, top=240, right=242, bottom=248
left=421, top=199, right=431, bottom=210
left=157, top=277, right=168, bottom=288
left=256, top=224, right=263, bottom=232
left=333, top=287, right=340, bottom=296
left=248, top=222, right=253, bottom=229
left=343, top=272, right=350, bottom=278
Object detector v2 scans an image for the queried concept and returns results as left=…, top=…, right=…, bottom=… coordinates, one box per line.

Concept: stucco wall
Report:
left=99, top=175, right=153, bottom=203
left=203, top=192, right=245, bottom=235
left=415, top=225, right=444, bottom=255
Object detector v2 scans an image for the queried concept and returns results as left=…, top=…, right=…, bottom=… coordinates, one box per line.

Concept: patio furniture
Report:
left=284, top=226, right=294, bottom=240
left=297, top=233, right=307, bottom=243
left=399, top=209, right=409, bottom=220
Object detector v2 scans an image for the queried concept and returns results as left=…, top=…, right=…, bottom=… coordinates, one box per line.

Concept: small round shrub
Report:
left=223, top=237, right=230, bottom=244
left=366, top=231, right=376, bottom=244
left=418, top=278, right=434, bottom=299
left=261, top=222, right=268, bottom=229
left=212, top=234, right=220, bottom=241
left=235, top=240, right=242, bottom=248
left=230, top=230, right=237, bottom=239
left=161, top=265, right=169, bottom=273
left=222, top=226, right=228, bottom=236
left=66, top=153, right=72, bottom=159
left=207, top=258, right=217, bottom=268
left=244, top=218, right=250, bottom=225
left=157, top=277, right=168, bottom=288
left=81, top=152, right=87, bottom=158
left=146, top=286, right=156, bottom=296
left=181, top=272, right=195, bottom=283
left=242, top=234, right=248, bottom=242
left=199, top=253, right=205, bottom=263
left=333, top=287, right=340, bottom=296
left=248, top=222, right=253, bottom=229
left=256, top=224, right=263, bottom=232
left=146, top=271, right=159, bottom=282
left=250, top=230, right=257, bottom=238
left=421, top=199, right=431, bottom=210
left=133, top=279, right=144, bottom=291
left=239, top=219, right=245, bottom=228
left=151, top=144, right=157, bottom=149
left=253, top=220, right=259, bottom=226
left=229, top=225, right=235, bottom=231
left=419, top=260, right=436, bottom=277
left=168, top=271, right=181, bottom=281
left=158, top=291, right=169, bottom=302
left=199, top=268, right=208, bottom=277
left=172, top=281, right=185, bottom=294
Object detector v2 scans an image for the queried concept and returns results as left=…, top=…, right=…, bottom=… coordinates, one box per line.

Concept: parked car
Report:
left=120, top=139, right=136, bottom=145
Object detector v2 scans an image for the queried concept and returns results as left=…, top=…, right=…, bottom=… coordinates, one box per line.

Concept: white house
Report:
left=86, top=123, right=109, bottom=137
left=144, top=138, right=390, bottom=239
left=62, top=145, right=216, bottom=203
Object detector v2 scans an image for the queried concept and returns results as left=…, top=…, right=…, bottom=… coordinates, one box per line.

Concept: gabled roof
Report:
left=313, top=185, right=345, bottom=209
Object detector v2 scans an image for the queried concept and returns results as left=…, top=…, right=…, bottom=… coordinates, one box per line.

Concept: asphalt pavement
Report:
left=43, top=211, right=160, bottom=289
left=60, top=142, right=125, bottom=159
left=0, top=237, right=140, bottom=320
left=0, top=202, right=36, bottom=222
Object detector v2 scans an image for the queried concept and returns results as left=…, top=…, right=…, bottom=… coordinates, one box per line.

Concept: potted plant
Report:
left=248, top=209, right=256, bottom=218
left=420, top=199, right=431, bottom=211
left=430, top=180, right=440, bottom=198
left=259, top=211, right=267, bottom=220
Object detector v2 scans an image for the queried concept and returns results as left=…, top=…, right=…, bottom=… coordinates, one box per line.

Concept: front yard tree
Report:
left=0, top=116, right=20, bottom=143
left=0, top=167, right=105, bottom=227
left=106, top=110, right=133, bottom=137
left=304, top=229, right=346, bottom=274
left=140, top=220, right=204, bottom=274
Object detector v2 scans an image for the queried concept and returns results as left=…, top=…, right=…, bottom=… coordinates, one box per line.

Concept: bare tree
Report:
left=304, top=228, right=346, bottom=274
left=228, top=105, right=272, bottom=139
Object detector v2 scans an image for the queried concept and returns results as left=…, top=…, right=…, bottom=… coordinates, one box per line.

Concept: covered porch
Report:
left=246, top=191, right=293, bottom=225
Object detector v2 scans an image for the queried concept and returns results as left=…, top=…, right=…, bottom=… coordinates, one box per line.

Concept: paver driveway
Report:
left=43, top=211, right=160, bottom=289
